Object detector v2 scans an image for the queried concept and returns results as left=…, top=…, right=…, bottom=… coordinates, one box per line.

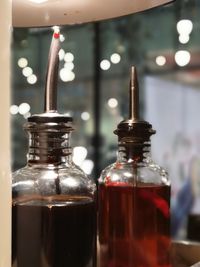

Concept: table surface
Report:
left=171, top=241, right=200, bottom=267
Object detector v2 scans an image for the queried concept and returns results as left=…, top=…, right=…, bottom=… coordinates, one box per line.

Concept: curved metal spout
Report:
left=44, top=31, right=60, bottom=113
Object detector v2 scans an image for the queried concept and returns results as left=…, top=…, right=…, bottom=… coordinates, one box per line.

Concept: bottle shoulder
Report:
left=98, top=159, right=169, bottom=186
left=12, top=164, right=96, bottom=199
left=13, top=163, right=92, bottom=180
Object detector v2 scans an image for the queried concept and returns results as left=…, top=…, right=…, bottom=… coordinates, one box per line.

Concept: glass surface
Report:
left=12, top=123, right=96, bottom=266
left=12, top=0, right=200, bottom=242
left=98, top=120, right=171, bottom=267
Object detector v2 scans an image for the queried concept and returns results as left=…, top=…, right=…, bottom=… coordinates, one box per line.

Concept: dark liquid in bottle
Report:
left=12, top=196, right=96, bottom=267
left=98, top=183, right=171, bottom=267
left=187, top=214, right=200, bottom=241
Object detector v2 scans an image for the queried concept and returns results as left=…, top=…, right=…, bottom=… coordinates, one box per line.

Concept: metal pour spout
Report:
left=44, top=31, right=60, bottom=113
left=27, top=29, right=73, bottom=125
left=114, top=65, right=155, bottom=141
left=129, top=66, right=139, bottom=121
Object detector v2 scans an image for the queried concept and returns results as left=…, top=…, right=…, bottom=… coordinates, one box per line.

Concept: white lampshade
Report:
left=13, top=0, right=172, bottom=27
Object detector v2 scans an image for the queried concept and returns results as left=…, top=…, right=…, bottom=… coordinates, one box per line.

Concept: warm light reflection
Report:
left=23, top=112, right=31, bottom=119
left=179, top=34, right=190, bottom=44
left=64, top=112, right=72, bottom=117
left=27, top=74, right=37, bottom=84
left=18, top=58, right=28, bottom=68
left=15, top=180, right=34, bottom=187
left=81, top=112, right=90, bottom=121
left=64, top=52, right=74, bottom=62
left=51, top=25, right=60, bottom=33
left=100, top=59, right=111, bottom=70
left=175, top=50, right=191, bottom=67
left=177, top=20, right=193, bottom=45
left=81, top=160, right=94, bottom=175
left=156, top=56, right=166, bottom=66
left=60, top=34, right=65, bottom=42
left=19, top=103, right=31, bottom=115
left=73, top=146, right=88, bottom=166
left=64, top=62, right=74, bottom=71
left=59, top=49, right=65, bottom=61
left=108, top=98, right=118, bottom=108
left=60, top=68, right=75, bottom=82
left=112, top=173, right=120, bottom=181
left=22, top=67, right=33, bottom=77
left=177, top=20, right=193, bottom=36
left=10, top=105, right=19, bottom=115
left=110, top=53, right=121, bottom=64
left=62, top=178, right=78, bottom=187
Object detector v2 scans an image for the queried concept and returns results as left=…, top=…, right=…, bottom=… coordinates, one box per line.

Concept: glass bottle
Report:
left=12, top=31, right=96, bottom=267
left=98, top=67, right=171, bottom=267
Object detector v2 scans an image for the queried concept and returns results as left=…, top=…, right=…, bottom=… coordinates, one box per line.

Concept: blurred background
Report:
left=11, top=0, right=200, bottom=241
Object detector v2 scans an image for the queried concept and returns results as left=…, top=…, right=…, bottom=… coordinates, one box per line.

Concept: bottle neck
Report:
left=27, top=131, right=72, bottom=166
left=117, top=140, right=151, bottom=164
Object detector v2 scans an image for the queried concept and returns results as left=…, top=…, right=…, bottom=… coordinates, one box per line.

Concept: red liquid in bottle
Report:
left=98, top=183, right=171, bottom=267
